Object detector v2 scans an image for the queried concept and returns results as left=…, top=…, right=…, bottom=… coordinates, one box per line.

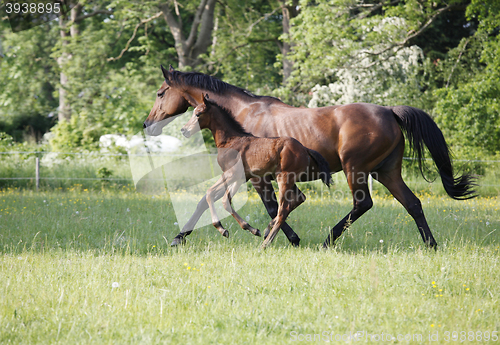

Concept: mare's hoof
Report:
left=222, top=230, right=229, bottom=238
left=289, top=236, right=300, bottom=247
left=170, top=236, right=186, bottom=247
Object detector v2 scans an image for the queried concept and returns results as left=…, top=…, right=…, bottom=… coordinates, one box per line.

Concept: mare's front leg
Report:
left=323, top=163, right=373, bottom=248
left=170, top=176, right=227, bottom=246
left=251, top=175, right=301, bottom=246
left=222, top=180, right=261, bottom=237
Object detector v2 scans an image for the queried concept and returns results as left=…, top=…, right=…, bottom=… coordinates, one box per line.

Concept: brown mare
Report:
left=144, top=65, right=476, bottom=248
left=180, top=94, right=332, bottom=248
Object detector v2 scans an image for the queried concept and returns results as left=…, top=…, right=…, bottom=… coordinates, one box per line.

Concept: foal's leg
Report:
left=263, top=184, right=305, bottom=237
left=251, top=176, right=301, bottom=246
left=261, top=175, right=297, bottom=249
left=323, top=164, right=373, bottom=248
left=170, top=183, right=226, bottom=246
left=205, top=174, right=234, bottom=238
left=222, top=181, right=261, bottom=236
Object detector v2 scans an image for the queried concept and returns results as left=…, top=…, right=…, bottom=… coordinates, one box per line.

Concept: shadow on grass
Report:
left=0, top=189, right=498, bottom=256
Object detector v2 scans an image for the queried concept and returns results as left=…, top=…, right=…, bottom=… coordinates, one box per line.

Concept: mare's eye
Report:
left=157, top=90, right=165, bottom=97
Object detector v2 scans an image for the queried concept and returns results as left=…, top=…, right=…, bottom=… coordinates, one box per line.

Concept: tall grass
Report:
left=0, top=189, right=499, bottom=344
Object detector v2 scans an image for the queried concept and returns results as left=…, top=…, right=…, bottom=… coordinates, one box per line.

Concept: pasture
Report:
left=1, top=187, right=499, bottom=344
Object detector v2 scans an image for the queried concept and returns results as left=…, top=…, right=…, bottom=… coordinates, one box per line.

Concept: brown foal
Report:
left=180, top=94, right=332, bottom=248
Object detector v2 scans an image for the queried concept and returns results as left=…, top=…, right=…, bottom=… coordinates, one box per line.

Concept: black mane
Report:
left=205, top=98, right=254, bottom=137
left=169, top=70, right=282, bottom=102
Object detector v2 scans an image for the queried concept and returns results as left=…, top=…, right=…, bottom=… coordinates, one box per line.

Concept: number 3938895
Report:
left=5, top=2, right=61, bottom=14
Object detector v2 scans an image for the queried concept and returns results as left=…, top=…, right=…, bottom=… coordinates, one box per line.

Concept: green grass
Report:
left=1, top=188, right=499, bottom=344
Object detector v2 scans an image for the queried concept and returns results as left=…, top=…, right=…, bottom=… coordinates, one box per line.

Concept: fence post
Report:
left=35, top=157, right=40, bottom=191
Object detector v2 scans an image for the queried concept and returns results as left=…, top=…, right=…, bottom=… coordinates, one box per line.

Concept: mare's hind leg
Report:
left=323, top=164, right=373, bottom=248
left=374, top=170, right=437, bottom=248
left=222, top=180, right=261, bottom=237
left=252, top=176, right=301, bottom=246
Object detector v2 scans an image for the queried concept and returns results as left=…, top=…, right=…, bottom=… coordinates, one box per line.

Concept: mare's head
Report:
left=143, top=65, right=191, bottom=136
left=181, top=94, right=214, bottom=138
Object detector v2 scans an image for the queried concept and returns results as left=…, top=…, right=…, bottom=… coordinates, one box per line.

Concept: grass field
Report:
left=1, top=187, right=499, bottom=344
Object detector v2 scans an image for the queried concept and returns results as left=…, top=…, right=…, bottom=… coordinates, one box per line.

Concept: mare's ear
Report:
left=169, top=65, right=175, bottom=72
left=161, top=65, right=172, bottom=83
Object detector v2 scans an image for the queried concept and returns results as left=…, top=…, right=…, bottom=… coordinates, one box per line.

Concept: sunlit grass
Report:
left=0, top=188, right=499, bottom=344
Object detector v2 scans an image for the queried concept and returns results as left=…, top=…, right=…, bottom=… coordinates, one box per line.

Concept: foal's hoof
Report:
left=222, top=230, right=229, bottom=238
left=263, top=227, right=271, bottom=240
left=170, top=236, right=186, bottom=247
left=253, top=229, right=262, bottom=237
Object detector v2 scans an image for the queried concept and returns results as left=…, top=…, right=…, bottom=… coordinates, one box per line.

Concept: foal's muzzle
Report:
left=180, top=127, right=190, bottom=138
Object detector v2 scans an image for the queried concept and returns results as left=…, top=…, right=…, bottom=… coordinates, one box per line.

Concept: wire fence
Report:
left=1, top=151, right=499, bottom=195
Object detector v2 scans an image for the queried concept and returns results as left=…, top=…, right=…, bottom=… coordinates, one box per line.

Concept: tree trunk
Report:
left=57, top=2, right=107, bottom=121
left=160, top=0, right=217, bottom=70
left=280, top=0, right=299, bottom=84
left=57, top=9, right=71, bottom=122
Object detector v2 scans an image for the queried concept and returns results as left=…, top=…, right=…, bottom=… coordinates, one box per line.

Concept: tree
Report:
left=206, top=0, right=283, bottom=92
left=285, top=0, right=472, bottom=93
left=160, top=0, right=216, bottom=70
left=56, top=0, right=113, bottom=121
left=433, top=0, right=500, bottom=154
left=0, top=20, right=58, bottom=141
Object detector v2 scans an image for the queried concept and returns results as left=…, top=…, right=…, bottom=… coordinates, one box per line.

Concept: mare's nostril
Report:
left=143, top=122, right=147, bottom=129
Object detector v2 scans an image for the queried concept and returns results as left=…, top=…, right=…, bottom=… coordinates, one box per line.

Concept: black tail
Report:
left=389, top=106, right=476, bottom=200
left=307, top=149, right=333, bottom=187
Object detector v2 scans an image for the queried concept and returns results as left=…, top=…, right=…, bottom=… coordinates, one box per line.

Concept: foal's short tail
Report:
left=307, top=149, right=333, bottom=187
left=389, top=106, right=476, bottom=200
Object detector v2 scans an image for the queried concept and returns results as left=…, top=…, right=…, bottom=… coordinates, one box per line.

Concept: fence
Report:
left=0, top=151, right=134, bottom=190
left=1, top=151, right=499, bottom=196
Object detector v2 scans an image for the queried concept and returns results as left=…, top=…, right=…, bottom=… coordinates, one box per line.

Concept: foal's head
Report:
left=181, top=94, right=214, bottom=138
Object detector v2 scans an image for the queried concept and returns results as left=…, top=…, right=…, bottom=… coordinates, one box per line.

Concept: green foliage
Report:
left=433, top=30, right=500, bottom=154
left=0, top=23, right=59, bottom=140
left=0, top=132, right=14, bottom=151
left=48, top=115, right=98, bottom=151
left=97, top=166, right=113, bottom=179
left=208, top=0, right=283, bottom=92
left=1, top=0, right=500, bottom=157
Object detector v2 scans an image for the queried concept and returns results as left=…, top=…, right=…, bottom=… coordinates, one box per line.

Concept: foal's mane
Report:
left=169, top=70, right=282, bottom=102
left=205, top=98, right=254, bottom=137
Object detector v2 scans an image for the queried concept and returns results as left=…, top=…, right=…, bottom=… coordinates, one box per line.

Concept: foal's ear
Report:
left=169, top=65, right=175, bottom=72
left=202, top=93, right=210, bottom=105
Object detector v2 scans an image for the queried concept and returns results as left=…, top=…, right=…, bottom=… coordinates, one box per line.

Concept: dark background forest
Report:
left=1, top=0, right=499, bottom=159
